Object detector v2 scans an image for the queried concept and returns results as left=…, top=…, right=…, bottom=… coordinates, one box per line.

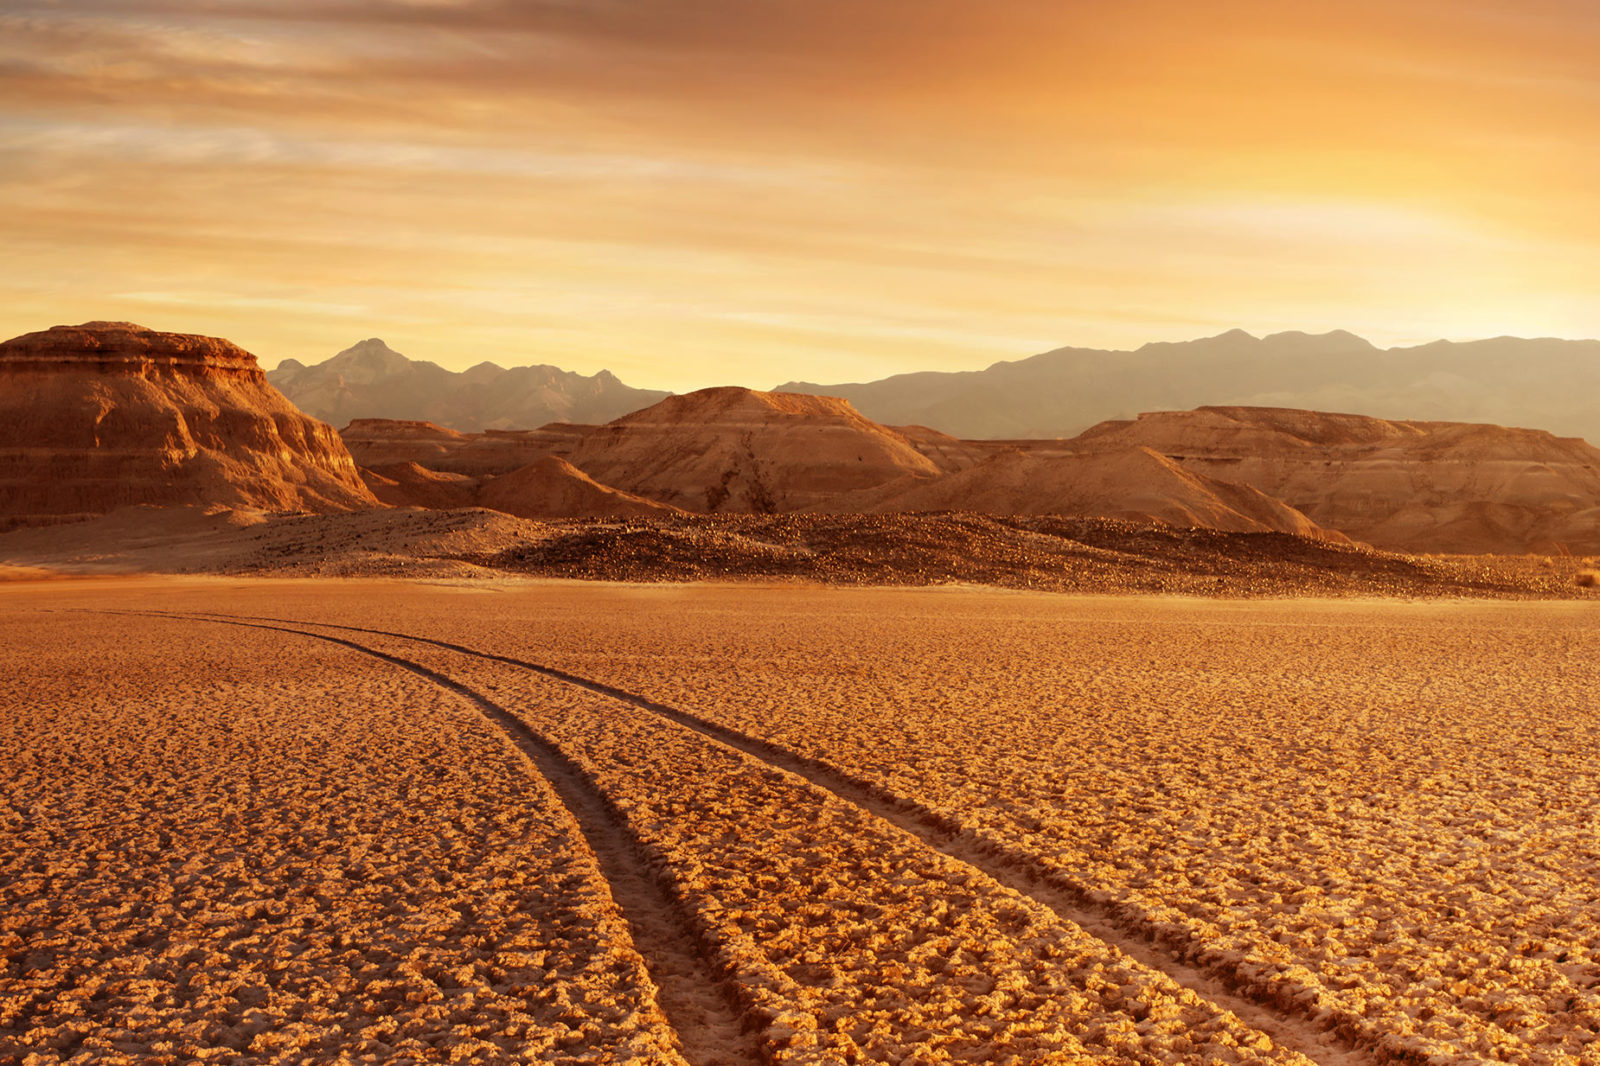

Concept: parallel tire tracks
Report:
left=173, top=609, right=1381, bottom=1066
left=87, top=611, right=763, bottom=1066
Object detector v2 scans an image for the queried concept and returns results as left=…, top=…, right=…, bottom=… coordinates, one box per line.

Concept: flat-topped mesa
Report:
left=0, top=321, right=264, bottom=377
left=0, top=321, right=377, bottom=527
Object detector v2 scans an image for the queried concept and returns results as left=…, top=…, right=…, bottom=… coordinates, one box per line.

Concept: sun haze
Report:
left=3, top=0, right=1597, bottom=389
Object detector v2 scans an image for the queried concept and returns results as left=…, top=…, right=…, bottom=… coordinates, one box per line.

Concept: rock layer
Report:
left=1073, top=406, right=1600, bottom=553
left=0, top=322, right=376, bottom=527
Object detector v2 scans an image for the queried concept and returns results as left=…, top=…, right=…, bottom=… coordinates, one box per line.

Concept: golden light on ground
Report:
left=2, top=0, right=1597, bottom=389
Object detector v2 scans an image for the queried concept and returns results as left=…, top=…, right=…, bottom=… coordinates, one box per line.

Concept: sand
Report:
left=4, top=578, right=1598, bottom=1064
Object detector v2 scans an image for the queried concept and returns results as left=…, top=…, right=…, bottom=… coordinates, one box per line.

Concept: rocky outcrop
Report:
left=1071, top=406, right=1600, bottom=554
left=564, top=387, right=943, bottom=513
left=270, top=338, right=668, bottom=432
left=0, top=322, right=376, bottom=527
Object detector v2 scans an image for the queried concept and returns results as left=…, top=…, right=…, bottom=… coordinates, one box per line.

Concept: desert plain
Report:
left=3, top=576, right=1597, bottom=1066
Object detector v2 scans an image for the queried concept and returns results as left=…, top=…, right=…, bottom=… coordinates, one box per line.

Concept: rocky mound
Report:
left=476, top=456, right=680, bottom=519
left=270, top=337, right=667, bottom=431
left=0, top=322, right=376, bottom=527
left=1072, top=407, right=1600, bottom=553
left=483, top=513, right=1583, bottom=597
left=845, top=447, right=1330, bottom=537
left=565, top=387, right=942, bottom=512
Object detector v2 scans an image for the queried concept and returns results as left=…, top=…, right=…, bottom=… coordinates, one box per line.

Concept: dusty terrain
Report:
left=4, top=579, right=1598, bottom=1064
left=2, top=508, right=1596, bottom=597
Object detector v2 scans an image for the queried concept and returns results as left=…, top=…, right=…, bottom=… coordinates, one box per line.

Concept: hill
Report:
left=1071, top=406, right=1600, bottom=554
left=842, top=447, right=1331, bottom=538
left=562, top=387, right=943, bottom=512
left=0, top=322, right=376, bottom=529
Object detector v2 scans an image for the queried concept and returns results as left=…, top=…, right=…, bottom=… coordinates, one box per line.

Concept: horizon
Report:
left=303, top=324, right=1598, bottom=393
left=5, top=2, right=1598, bottom=392
left=13, top=319, right=1600, bottom=397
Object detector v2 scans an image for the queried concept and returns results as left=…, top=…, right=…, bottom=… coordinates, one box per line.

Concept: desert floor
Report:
left=2, top=577, right=1597, bottom=1066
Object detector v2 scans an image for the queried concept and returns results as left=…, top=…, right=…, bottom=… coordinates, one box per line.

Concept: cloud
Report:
left=1, top=0, right=1598, bottom=387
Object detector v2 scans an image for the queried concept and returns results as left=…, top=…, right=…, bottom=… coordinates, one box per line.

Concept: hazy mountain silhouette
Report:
left=778, top=330, right=1600, bottom=441
left=269, top=338, right=668, bottom=432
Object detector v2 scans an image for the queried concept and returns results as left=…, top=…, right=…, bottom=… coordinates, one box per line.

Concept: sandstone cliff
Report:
left=0, top=322, right=376, bottom=527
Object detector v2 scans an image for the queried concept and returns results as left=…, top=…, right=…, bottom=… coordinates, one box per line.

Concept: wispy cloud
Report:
left=2, top=0, right=1598, bottom=388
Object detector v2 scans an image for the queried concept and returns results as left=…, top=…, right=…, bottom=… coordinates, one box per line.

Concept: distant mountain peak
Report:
left=1260, top=329, right=1378, bottom=351
left=267, top=339, right=669, bottom=431
left=339, top=337, right=399, bottom=355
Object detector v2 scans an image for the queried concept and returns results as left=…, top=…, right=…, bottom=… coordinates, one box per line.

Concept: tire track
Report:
left=179, top=609, right=1379, bottom=1066
left=83, top=610, right=763, bottom=1066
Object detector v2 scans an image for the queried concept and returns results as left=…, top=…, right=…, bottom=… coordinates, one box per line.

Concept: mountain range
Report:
left=11, top=321, right=1600, bottom=559
left=779, top=329, right=1600, bottom=441
left=269, top=338, right=668, bottom=432
left=270, top=329, right=1600, bottom=446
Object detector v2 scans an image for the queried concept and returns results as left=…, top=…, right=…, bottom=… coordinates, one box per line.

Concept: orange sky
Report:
left=3, top=0, right=1597, bottom=390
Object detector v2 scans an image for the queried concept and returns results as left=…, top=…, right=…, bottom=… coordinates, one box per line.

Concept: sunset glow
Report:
left=4, top=0, right=1597, bottom=389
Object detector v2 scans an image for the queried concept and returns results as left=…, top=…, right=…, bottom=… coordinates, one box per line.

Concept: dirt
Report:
left=4, top=578, right=1597, bottom=1063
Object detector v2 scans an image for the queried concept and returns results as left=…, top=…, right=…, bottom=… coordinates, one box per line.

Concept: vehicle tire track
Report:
left=177, top=610, right=1382, bottom=1066
left=81, top=610, right=763, bottom=1066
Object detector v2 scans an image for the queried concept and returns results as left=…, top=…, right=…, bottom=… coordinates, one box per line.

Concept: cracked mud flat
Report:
left=4, top=578, right=1598, bottom=1064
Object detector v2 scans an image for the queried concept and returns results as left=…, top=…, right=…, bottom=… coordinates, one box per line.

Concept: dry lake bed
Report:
left=3, top=577, right=1597, bottom=1065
